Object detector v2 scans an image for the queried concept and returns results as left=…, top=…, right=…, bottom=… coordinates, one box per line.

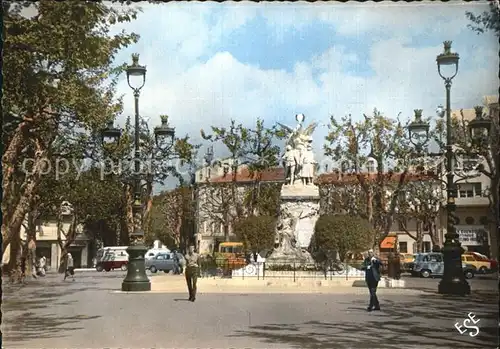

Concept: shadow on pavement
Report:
left=229, top=292, right=498, bottom=349
left=3, top=312, right=101, bottom=342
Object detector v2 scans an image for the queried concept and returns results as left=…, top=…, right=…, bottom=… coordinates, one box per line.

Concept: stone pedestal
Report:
left=266, top=183, right=320, bottom=265
left=280, top=184, right=320, bottom=249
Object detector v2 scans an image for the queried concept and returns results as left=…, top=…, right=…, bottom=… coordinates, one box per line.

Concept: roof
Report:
left=208, top=166, right=285, bottom=184
left=314, top=171, right=437, bottom=185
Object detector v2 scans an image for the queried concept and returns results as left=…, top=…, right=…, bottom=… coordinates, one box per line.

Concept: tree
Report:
left=108, top=115, right=196, bottom=243
left=466, top=1, right=500, bottom=37
left=145, top=187, right=194, bottom=250
left=2, top=1, right=138, bottom=257
left=200, top=119, right=281, bottom=241
left=233, top=215, right=276, bottom=253
left=37, top=165, right=126, bottom=273
left=395, top=178, right=443, bottom=252
left=323, top=109, right=415, bottom=250
left=312, top=214, right=374, bottom=262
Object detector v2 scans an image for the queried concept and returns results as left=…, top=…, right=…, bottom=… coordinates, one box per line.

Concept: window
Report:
left=423, top=242, right=431, bottom=252
left=458, top=183, right=482, bottom=198
left=366, top=159, right=376, bottom=173
left=429, top=254, right=442, bottom=262
left=464, top=256, right=475, bottom=262
left=156, top=255, right=164, bottom=260
left=399, top=242, right=408, bottom=253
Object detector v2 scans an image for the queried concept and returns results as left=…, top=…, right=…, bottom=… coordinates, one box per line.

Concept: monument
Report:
left=266, top=114, right=320, bottom=265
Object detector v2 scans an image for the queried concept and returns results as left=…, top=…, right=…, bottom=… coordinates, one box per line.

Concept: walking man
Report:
left=361, top=249, right=381, bottom=312
left=64, top=253, right=75, bottom=281
left=184, top=245, right=200, bottom=302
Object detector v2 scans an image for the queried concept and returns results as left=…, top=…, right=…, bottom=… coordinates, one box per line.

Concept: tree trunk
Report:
left=7, top=233, right=23, bottom=283
left=124, top=184, right=134, bottom=237
left=57, top=214, right=79, bottom=273
left=416, top=222, right=423, bottom=253
left=2, top=152, right=48, bottom=255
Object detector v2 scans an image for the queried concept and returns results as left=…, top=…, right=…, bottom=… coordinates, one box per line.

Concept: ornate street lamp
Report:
left=154, top=115, right=176, bottom=148
left=101, top=54, right=179, bottom=292
left=408, top=109, right=430, bottom=154
left=408, top=41, right=492, bottom=296
left=468, top=106, right=492, bottom=145
left=101, top=120, right=122, bottom=144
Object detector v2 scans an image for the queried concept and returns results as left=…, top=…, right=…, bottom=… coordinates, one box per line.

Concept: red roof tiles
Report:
left=314, top=171, right=437, bottom=185
left=208, top=167, right=285, bottom=183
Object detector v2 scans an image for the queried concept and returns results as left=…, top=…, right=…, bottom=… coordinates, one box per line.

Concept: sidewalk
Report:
left=147, top=275, right=425, bottom=294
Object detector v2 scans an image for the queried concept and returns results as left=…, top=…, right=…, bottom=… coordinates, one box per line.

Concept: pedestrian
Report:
left=178, top=251, right=185, bottom=275
left=64, top=253, right=75, bottom=281
left=20, top=255, right=27, bottom=283
left=361, top=249, right=382, bottom=312
left=38, top=254, right=47, bottom=277
left=184, top=245, right=200, bottom=302
left=173, top=251, right=180, bottom=275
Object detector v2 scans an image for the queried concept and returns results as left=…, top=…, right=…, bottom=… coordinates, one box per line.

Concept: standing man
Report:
left=361, top=249, right=382, bottom=312
left=184, top=245, right=200, bottom=302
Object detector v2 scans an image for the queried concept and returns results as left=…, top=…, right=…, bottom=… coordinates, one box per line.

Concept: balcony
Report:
left=454, top=196, right=489, bottom=207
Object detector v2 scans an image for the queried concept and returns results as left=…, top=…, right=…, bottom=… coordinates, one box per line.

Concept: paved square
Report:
left=2, top=272, right=497, bottom=349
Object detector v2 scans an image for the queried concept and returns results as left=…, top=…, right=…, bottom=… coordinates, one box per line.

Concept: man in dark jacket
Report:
left=361, top=249, right=382, bottom=312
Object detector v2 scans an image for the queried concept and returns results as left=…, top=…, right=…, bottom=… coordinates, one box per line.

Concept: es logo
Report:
left=455, top=312, right=480, bottom=337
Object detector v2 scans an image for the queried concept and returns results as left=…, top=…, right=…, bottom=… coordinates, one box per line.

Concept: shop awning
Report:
left=380, top=236, right=397, bottom=249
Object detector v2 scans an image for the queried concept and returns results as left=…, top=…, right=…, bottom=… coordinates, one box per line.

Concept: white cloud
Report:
left=112, top=2, right=498, bottom=185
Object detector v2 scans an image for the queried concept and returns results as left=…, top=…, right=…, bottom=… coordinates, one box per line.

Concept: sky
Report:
left=107, top=1, right=498, bottom=190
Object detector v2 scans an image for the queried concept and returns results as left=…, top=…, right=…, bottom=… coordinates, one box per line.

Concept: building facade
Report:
left=194, top=159, right=285, bottom=254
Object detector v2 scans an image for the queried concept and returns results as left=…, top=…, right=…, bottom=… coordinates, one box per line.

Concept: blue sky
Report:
left=108, top=1, right=498, bottom=189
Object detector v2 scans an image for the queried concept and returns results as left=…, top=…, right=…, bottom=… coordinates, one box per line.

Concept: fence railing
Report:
left=198, top=258, right=369, bottom=281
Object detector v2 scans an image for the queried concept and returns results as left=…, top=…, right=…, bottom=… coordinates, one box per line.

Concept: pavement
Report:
left=1, top=271, right=498, bottom=349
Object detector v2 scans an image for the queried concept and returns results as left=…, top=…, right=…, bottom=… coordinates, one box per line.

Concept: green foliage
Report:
left=323, top=109, right=419, bottom=245
left=145, top=187, right=194, bottom=249
left=3, top=1, right=139, bottom=133
left=312, top=214, right=374, bottom=262
left=466, top=2, right=500, bottom=37
left=200, top=119, right=282, bottom=225
left=233, top=215, right=277, bottom=253
left=36, top=164, right=125, bottom=233
left=324, top=109, right=412, bottom=172
left=2, top=0, right=140, bottom=250
left=242, top=182, right=282, bottom=217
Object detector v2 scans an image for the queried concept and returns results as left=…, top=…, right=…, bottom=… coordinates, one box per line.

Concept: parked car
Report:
left=96, top=251, right=128, bottom=272
left=411, top=252, right=475, bottom=279
left=463, top=252, right=496, bottom=272
left=145, top=252, right=177, bottom=273
left=145, top=248, right=171, bottom=260
left=400, top=253, right=415, bottom=273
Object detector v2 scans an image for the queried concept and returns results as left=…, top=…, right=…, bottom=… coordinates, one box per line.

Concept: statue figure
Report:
left=277, top=114, right=318, bottom=186
left=300, top=142, right=315, bottom=185
left=282, top=145, right=297, bottom=185
left=274, top=213, right=298, bottom=252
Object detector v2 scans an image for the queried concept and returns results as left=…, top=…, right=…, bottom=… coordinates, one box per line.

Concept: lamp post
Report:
left=408, top=41, right=491, bottom=296
left=102, top=54, right=175, bottom=292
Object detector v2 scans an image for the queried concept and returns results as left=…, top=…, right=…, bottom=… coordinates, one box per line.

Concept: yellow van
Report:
left=215, top=242, right=246, bottom=268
